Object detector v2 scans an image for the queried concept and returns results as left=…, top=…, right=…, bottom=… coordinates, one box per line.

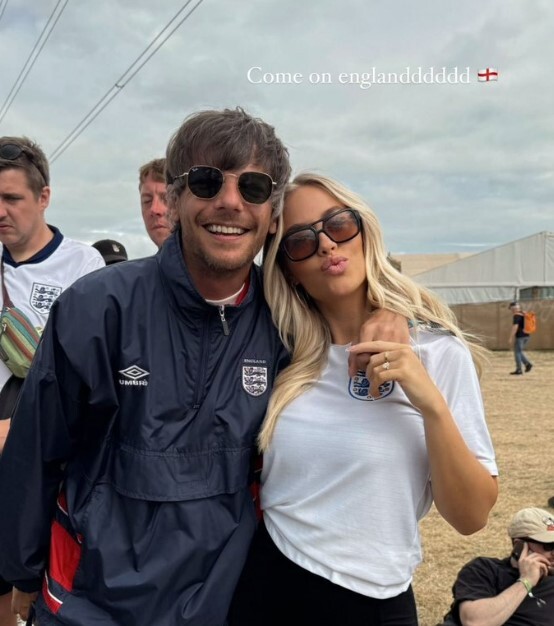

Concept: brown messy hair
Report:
left=165, top=107, right=291, bottom=217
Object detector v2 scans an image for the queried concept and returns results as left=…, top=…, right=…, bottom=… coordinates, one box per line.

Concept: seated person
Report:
left=442, top=507, right=554, bottom=625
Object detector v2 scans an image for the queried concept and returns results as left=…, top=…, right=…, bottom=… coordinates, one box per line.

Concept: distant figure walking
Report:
left=508, top=302, right=533, bottom=375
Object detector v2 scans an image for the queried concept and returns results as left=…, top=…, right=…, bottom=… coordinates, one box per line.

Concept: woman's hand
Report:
left=348, top=340, right=447, bottom=415
left=517, top=542, right=550, bottom=587
left=348, top=311, right=409, bottom=378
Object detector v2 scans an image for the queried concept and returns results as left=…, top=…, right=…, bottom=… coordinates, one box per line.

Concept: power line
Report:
left=0, top=0, right=69, bottom=125
left=49, top=0, right=205, bottom=163
left=0, top=0, right=9, bottom=25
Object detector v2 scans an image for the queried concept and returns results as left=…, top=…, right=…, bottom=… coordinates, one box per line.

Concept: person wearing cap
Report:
left=443, top=507, right=554, bottom=625
left=92, top=239, right=128, bottom=265
left=139, top=158, right=172, bottom=248
left=0, top=136, right=104, bottom=626
left=508, top=301, right=533, bottom=375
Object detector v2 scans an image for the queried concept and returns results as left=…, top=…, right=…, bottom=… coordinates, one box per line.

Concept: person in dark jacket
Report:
left=0, top=108, right=406, bottom=626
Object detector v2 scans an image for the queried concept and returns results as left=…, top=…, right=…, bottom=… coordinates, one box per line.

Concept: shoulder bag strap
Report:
left=1, top=258, right=14, bottom=308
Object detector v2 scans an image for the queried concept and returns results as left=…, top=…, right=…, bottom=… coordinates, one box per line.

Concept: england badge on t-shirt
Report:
left=349, top=371, right=394, bottom=401
left=29, top=282, right=63, bottom=313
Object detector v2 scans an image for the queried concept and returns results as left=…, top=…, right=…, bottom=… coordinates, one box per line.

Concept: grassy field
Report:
left=413, top=349, right=554, bottom=625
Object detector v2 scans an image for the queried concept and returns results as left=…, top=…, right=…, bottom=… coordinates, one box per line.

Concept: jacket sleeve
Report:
left=0, top=295, right=90, bottom=592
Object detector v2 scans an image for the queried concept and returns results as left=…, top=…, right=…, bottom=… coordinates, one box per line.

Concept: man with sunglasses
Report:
left=0, top=110, right=406, bottom=626
left=0, top=136, right=104, bottom=626
left=441, top=507, right=554, bottom=625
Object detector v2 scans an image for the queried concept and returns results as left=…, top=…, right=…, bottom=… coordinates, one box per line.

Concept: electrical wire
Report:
left=49, top=0, right=205, bottom=163
left=0, top=0, right=69, bottom=125
left=0, top=0, right=9, bottom=25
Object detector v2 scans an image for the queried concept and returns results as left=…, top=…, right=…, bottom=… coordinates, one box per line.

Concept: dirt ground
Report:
left=413, top=349, right=554, bottom=625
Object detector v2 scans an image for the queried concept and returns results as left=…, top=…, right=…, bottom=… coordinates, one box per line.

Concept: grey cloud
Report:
left=1, top=0, right=552, bottom=256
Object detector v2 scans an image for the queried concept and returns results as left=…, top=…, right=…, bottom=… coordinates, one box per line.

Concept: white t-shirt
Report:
left=261, top=328, right=498, bottom=599
left=0, top=229, right=105, bottom=391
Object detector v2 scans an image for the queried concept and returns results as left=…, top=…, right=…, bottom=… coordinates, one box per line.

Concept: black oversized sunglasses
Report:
left=280, top=208, right=362, bottom=262
left=174, top=165, right=276, bottom=205
left=0, top=143, right=48, bottom=186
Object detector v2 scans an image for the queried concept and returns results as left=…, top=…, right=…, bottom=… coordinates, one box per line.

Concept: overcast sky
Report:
left=1, top=0, right=552, bottom=259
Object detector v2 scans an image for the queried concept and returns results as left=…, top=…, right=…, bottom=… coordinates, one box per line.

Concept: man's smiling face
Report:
left=175, top=162, right=276, bottom=281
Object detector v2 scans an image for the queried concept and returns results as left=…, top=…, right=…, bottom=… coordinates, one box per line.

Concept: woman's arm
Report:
left=418, top=389, right=497, bottom=534
left=349, top=339, right=498, bottom=534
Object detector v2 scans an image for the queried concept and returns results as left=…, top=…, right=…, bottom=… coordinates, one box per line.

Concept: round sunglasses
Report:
left=175, top=165, right=276, bottom=205
left=0, top=143, right=48, bottom=186
left=280, top=208, right=362, bottom=262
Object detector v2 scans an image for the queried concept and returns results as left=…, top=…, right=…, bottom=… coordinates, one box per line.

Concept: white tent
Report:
left=413, top=232, right=554, bottom=305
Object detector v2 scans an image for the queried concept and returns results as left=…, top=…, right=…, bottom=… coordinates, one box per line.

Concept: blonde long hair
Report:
left=259, top=172, right=486, bottom=451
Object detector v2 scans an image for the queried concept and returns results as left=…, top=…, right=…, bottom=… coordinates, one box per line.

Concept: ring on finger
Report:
left=383, top=361, right=390, bottom=371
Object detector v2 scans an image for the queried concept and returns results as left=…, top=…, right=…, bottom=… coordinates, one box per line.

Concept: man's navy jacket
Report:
left=0, top=231, right=288, bottom=625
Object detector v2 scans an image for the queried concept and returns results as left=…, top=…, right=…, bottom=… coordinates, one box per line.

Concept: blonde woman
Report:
left=230, top=173, right=498, bottom=626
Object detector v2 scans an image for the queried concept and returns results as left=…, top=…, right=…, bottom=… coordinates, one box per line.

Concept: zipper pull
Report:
left=218, top=305, right=230, bottom=336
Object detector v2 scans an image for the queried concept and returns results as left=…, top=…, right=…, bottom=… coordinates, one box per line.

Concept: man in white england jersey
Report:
left=0, top=136, right=104, bottom=626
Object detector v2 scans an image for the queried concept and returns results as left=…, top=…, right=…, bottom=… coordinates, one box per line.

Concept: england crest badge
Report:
left=242, top=364, right=268, bottom=397
left=30, top=282, right=62, bottom=313
left=349, top=371, right=394, bottom=401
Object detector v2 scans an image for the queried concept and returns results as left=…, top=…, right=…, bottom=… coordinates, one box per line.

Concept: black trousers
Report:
left=229, top=521, right=419, bottom=626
